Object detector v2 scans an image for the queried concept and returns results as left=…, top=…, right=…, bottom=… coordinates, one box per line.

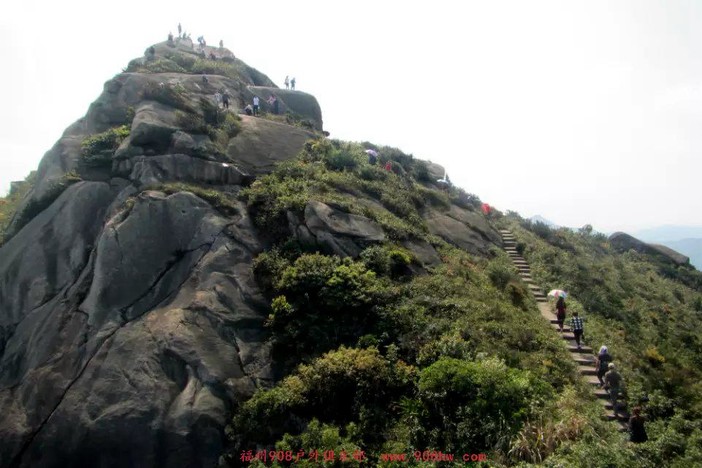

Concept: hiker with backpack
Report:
left=604, top=363, right=624, bottom=413
left=569, top=311, right=585, bottom=350
left=596, top=345, right=613, bottom=386
left=222, top=91, right=230, bottom=109
left=555, top=296, right=567, bottom=332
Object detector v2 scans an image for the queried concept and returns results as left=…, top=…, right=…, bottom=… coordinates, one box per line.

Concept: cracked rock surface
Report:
left=0, top=42, right=295, bottom=468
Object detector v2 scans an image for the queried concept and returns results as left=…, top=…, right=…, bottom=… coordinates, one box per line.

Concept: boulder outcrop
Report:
left=0, top=40, right=501, bottom=467
left=609, top=232, right=690, bottom=266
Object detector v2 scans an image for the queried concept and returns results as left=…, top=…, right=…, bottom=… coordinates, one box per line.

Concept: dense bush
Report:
left=230, top=346, right=416, bottom=451
left=267, top=254, right=389, bottom=359
left=416, top=357, right=551, bottom=453
left=81, top=125, right=130, bottom=167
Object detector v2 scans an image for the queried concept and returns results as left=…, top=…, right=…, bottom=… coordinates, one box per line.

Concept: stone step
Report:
left=583, top=374, right=601, bottom=385
left=593, top=388, right=609, bottom=399
left=578, top=366, right=597, bottom=376
left=567, top=345, right=593, bottom=353
left=562, top=333, right=576, bottom=340
left=602, top=411, right=629, bottom=422
left=574, top=356, right=595, bottom=365
left=549, top=324, right=572, bottom=333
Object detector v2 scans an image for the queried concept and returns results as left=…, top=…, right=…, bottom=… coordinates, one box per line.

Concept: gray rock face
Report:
left=423, top=206, right=499, bottom=256
left=116, top=154, right=250, bottom=187
left=0, top=44, right=307, bottom=468
left=246, top=86, right=324, bottom=131
left=226, top=116, right=317, bottom=175
left=298, top=201, right=386, bottom=257
left=0, top=39, right=503, bottom=468
left=0, top=189, right=270, bottom=468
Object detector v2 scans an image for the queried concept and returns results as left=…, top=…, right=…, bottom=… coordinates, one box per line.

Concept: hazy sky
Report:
left=2, top=0, right=701, bottom=233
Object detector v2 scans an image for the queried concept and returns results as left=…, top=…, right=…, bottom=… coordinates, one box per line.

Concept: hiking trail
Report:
left=499, top=229, right=629, bottom=431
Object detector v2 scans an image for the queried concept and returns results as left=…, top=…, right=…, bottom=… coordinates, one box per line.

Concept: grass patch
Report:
left=156, top=182, right=238, bottom=216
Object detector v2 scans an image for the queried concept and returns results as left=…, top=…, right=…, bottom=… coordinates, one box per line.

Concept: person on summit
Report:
left=555, top=296, right=567, bottom=332
left=284, top=75, right=290, bottom=89
left=569, top=310, right=585, bottom=349
left=595, top=345, right=613, bottom=386
left=604, top=363, right=624, bottom=413
left=253, top=96, right=260, bottom=116
left=291, top=77, right=296, bottom=90
left=219, top=39, right=224, bottom=49
left=178, top=23, right=182, bottom=37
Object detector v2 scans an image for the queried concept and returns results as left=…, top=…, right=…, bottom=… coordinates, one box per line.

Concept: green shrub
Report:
left=81, top=125, right=130, bottom=167
left=164, top=52, right=197, bottom=71
left=268, top=254, right=388, bottom=359
left=359, top=245, right=391, bottom=276
left=324, top=147, right=362, bottom=171
left=191, top=58, right=239, bottom=78
left=230, top=346, right=416, bottom=451
left=140, top=58, right=187, bottom=74
left=141, top=81, right=193, bottom=112
left=416, top=357, right=550, bottom=453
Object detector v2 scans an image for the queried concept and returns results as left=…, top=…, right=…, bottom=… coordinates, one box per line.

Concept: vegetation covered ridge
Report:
left=216, top=139, right=618, bottom=467
left=497, top=214, right=702, bottom=466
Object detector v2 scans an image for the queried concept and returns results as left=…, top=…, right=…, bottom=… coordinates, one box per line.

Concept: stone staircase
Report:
left=499, top=229, right=628, bottom=429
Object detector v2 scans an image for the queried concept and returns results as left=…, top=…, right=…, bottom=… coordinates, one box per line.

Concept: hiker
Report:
left=244, top=104, right=253, bottom=116
left=219, top=39, right=224, bottom=48
left=604, top=363, right=623, bottom=413
left=384, top=161, right=393, bottom=172
left=555, top=296, right=567, bottom=332
left=291, top=77, right=296, bottom=90
left=365, top=149, right=378, bottom=165
left=267, top=95, right=279, bottom=114
left=253, top=96, right=260, bottom=116
left=436, top=172, right=451, bottom=189
left=178, top=23, right=182, bottom=37
left=202, top=73, right=209, bottom=84
left=147, top=46, right=156, bottom=57
left=595, top=345, right=613, bottom=386
left=214, top=92, right=222, bottom=108
left=209, top=52, right=217, bottom=60
left=167, top=32, right=174, bottom=43
left=628, top=406, right=648, bottom=443
left=222, top=91, right=230, bottom=109
left=284, top=75, right=290, bottom=89
left=569, top=311, right=584, bottom=350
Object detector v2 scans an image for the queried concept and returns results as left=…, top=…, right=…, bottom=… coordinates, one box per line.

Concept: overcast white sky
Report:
left=1, top=0, right=701, bottom=233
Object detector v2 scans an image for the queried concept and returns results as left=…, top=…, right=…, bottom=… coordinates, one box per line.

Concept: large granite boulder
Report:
left=226, top=116, right=317, bottom=175
left=609, top=232, right=690, bottom=265
left=423, top=205, right=500, bottom=256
